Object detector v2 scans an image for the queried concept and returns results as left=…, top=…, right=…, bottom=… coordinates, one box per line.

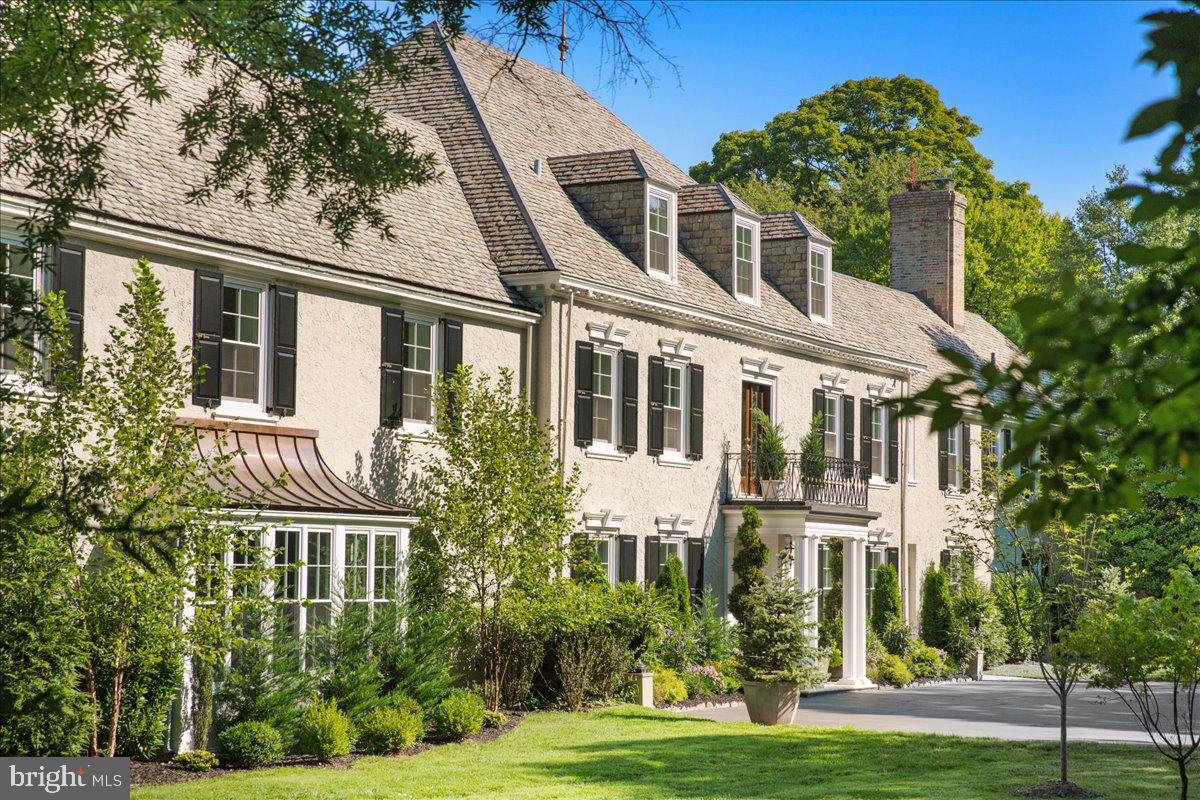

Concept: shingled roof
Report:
left=678, top=184, right=760, bottom=217
left=546, top=150, right=649, bottom=186
left=2, top=41, right=520, bottom=310
left=761, top=211, right=834, bottom=244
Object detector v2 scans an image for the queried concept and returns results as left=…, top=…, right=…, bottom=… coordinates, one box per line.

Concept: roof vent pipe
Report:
left=532, top=159, right=543, bottom=177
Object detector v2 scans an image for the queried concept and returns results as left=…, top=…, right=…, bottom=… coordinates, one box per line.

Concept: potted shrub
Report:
left=738, top=566, right=821, bottom=725
left=751, top=408, right=788, bottom=500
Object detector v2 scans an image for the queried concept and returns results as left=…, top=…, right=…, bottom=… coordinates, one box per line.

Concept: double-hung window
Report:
left=404, top=319, right=435, bottom=424
left=1, top=241, right=42, bottom=373
left=809, top=245, right=831, bottom=322
left=662, top=362, right=684, bottom=454
left=345, top=531, right=370, bottom=602
left=592, top=536, right=614, bottom=585
left=592, top=348, right=616, bottom=446
left=656, top=538, right=684, bottom=574
left=871, top=405, right=887, bottom=480
left=646, top=188, right=675, bottom=278
left=946, top=424, right=962, bottom=491
left=344, top=529, right=399, bottom=608
left=734, top=219, right=758, bottom=302
left=373, top=531, right=399, bottom=608
left=823, top=394, right=841, bottom=457
left=220, top=283, right=265, bottom=405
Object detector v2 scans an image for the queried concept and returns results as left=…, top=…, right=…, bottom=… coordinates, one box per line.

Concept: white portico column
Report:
left=792, top=534, right=820, bottom=648
left=839, top=536, right=871, bottom=687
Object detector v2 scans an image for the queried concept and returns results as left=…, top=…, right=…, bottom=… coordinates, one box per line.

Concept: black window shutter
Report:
left=619, top=350, right=638, bottom=453
left=574, top=341, right=594, bottom=447
left=52, top=243, right=85, bottom=365
left=887, top=408, right=900, bottom=483
left=860, top=397, right=873, bottom=471
left=937, top=428, right=949, bottom=490
left=380, top=307, right=405, bottom=426
left=961, top=422, right=972, bottom=491
left=886, top=546, right=900, bottom=573
left=440, top=318, right=464, bottom=428
left=644, top=535, right=661, bottom=585
left=812, top=388, right=826, bottom=425
left=191, top=270, right=223, bottom=407
left=617, top=535, right=637, bottom=584
left=1002, top=428, right=1014, bottom=474
left=842, top=394, right=855, bottom=463
left=647, top=355, right=664, bottom=456
left=687, top=538, right=704, bottom=599
left=687, top=363, right=704, bottom=459
left=267, top=285, right=297, bottom=416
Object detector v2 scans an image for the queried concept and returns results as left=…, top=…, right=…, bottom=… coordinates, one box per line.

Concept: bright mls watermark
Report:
left=2, top=758, right=129, bottom=798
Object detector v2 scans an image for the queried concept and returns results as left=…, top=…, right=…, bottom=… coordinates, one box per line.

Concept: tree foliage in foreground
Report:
left=0, top=0, right=676, bottom=251
left=896, top=5, right=1200, bottom=532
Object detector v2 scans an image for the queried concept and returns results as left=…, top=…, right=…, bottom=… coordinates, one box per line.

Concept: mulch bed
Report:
left=1014, top=780, right=1102, bottom=798
left=131, top=711, right=525, bottom=789
left=662, top=691, right=744, bottom=709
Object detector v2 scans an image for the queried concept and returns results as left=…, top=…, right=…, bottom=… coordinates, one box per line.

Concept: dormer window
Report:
left=809, top=243, right=832, bottom=323
left=646, top=186, right=676, bottom=279
left=734, top=217, right=759, bottom=303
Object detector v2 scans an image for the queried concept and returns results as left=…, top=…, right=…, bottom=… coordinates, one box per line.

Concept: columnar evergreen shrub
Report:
left=919, top=567, right=953, bottom=650
left=871, top=564, right=902, bottom=636
left=218, top=721, right=284, bottom=768
left=654, top=555, right=690, bottom=620
left=729, top=506, right=768, bottom=623
left=214, top=621, right=315, bottom=743
left=296, top=698, right=352, bottom=762
left=430, top=690, right=484, bottom=741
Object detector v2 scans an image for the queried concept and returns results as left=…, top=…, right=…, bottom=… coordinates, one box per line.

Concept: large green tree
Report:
left=0, top=0, right=675, bottom=251
left=692, top=77, right=1068, bottom=339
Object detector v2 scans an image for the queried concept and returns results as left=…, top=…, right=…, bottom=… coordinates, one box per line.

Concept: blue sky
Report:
left=500, top=0, right=1175, bottom=217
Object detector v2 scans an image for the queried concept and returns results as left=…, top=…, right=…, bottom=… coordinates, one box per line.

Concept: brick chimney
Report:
left=888, top=178, right=966, bottom=329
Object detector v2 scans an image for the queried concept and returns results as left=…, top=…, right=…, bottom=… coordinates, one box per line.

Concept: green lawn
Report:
left=134, top=706, right=1173, bottom=800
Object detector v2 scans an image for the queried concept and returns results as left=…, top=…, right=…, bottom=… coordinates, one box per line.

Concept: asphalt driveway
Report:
left=676, top=678, right=1164, bottom=744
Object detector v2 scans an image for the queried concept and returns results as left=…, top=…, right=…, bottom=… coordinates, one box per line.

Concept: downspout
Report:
left=559, top=289, right=575, bottom=479
left=899, top=377, right=911, bottom=622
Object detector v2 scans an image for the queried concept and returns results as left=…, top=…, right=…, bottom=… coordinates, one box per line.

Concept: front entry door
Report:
left=741, top=381, right=772, bottom=494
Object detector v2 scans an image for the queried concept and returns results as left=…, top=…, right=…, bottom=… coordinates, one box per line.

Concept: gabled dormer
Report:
left=761, top=212, right=835, bottom=324
left=677, top=184, right=761, bottom=305
left=546, top=150, right=677, bottom=281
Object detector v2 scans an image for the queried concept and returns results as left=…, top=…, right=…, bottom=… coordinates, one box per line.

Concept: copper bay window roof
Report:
left=181, top=418, right=411, bottom=516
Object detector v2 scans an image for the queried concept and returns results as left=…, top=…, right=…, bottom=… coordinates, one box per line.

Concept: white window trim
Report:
left=214, top=276, right=270, bottom=421
left=823, top=392, right=843, bottom=458
left=741, top=356, right=783, bottom=383
left=732, top=215, right=760, bottom=305
left=0, top=238, right=48, bottom=379
left=644, top=184, right=677, bottom=282
left=401, top=313, right=439, bottom=433
left=585, top=344, right=625, bottom=460
left=658, top=336, right=697, bottom=362
left=869, top=403, right=889, bottom=485
left=808, top=242, right=833, bottom=326
left=583, top=510, right=625, bottom=586
left=587, top=320, right=630, bottom=349
left=652, top=533, right=687, bottom=576
left=655, top=514, right=694, bottom=536
left=658, top=359, right=688, bottom=463
left=906, top=419, right=918, bottom=485
left=945, top=424, right=966, bottom=495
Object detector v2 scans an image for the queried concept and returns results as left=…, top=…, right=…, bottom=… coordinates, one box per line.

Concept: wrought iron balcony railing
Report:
left=724, top=451, right=870, bottom=508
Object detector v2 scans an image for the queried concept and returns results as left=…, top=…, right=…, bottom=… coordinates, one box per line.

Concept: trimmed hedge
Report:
left=218, top=721, right=283, bottom=768
left=430, top=690, right=484, bottom=741
left=357, top=705, right=423, bottom=754
left=296, top=698, right=351, bottom=762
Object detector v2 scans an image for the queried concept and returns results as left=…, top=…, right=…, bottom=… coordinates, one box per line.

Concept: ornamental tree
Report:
left=729, top=506, right=768, bottom=624
left=870, top=563, right=902, bottom=637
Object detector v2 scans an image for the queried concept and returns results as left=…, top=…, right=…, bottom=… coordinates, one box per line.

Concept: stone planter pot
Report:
left=743, top=680, right=802, bottom=725
left=760, top=479, right=784, bottom=501
left=815, top=656, right=831, bottom=682
left=828, top=664, right=843, bottom=682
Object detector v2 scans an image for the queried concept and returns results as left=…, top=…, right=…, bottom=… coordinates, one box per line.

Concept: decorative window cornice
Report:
left=655, top=514, right=695, bottom=535
left=586, top=321, right=631, bottom=348
left=659, top=336, right=697, bottom=362
left=868, top=527, right=894, bottom=545
left=741, top=356, right=783, bottom=382
left=583, top=509, right=626, bottom=531
left=821, top=371, right=850, bottom=392
left=868, top=381, right=898, bottom=399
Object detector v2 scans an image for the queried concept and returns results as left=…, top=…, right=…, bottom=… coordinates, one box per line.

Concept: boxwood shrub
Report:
left=169, top=750, right=218, bottom=772
left=296, top=698, right=352, bottom=762
left=430, top=690, right=484, bottom=741
left=218, top=721, right=284, bottom=768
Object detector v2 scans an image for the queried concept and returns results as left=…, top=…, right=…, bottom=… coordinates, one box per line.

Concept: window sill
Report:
left=397, top=421, right=435, bottom=442
left=646, top=269, right=675, bottom=284
left=944, top=489, right=967, bottom=499
left=212, top=404, right=277, bottom=425
left=656, top=453, right=692, bottom=469
left=0, top=373, right=53, bottom=401
left=868, top=477, right=892, bottom=489
left=585, top=444, right=627, bottom=462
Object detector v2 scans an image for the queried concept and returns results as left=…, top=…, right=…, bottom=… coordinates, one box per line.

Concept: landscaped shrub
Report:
left=991, top=573, right=1037, bottom=662
left=947, top=568, right=1010, bottom=667
left=375, top=602, right=461, bottom=712
left=692, top=590, right=737, bottom=663
left=482, top=710, right=507, bottom=729
left=169, top=750, right=218, bottom=771
left=681, top=664, right=726, bottom=697
left=296, top=698, right=352, bottom=762
left=870, top=564, right=902, bottom=636
left=880, top=620, right=917, bottom=658
left=653, top=668, right=688, bottom=705
left=738, top=573, right=821, bottom=686
left=218, top=721, right=284, bottom=768
left=654, top=555, right=691, bottom=620
left=729, top=507, right=768, bottom=623
left=312, top=604, right=396, bottom=722
left=430, top=690, right=485, bottom=741
left=356, top=706, right=423, bottom=754
left=873, top=654, right=914, bottom=687
left=865, top=630, right=888, bottom=671
left=905, top=643, right=947, bottom=679
left=919, top=567, right=953, bottom=650
left=215, top=620, right=316, bottom=744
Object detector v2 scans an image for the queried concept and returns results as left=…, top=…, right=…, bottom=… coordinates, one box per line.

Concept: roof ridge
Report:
left=433, top=26, right=558, bottom=272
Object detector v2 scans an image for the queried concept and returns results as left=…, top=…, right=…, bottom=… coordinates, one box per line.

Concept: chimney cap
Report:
left=906, top=177, right=956, bottom=192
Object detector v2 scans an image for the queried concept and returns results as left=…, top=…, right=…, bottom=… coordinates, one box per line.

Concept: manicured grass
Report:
left=134, top=706, right=1172, bottom=800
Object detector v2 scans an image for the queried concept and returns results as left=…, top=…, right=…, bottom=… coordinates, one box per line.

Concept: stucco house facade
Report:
left=1, top=27, right=1018, bottom=704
